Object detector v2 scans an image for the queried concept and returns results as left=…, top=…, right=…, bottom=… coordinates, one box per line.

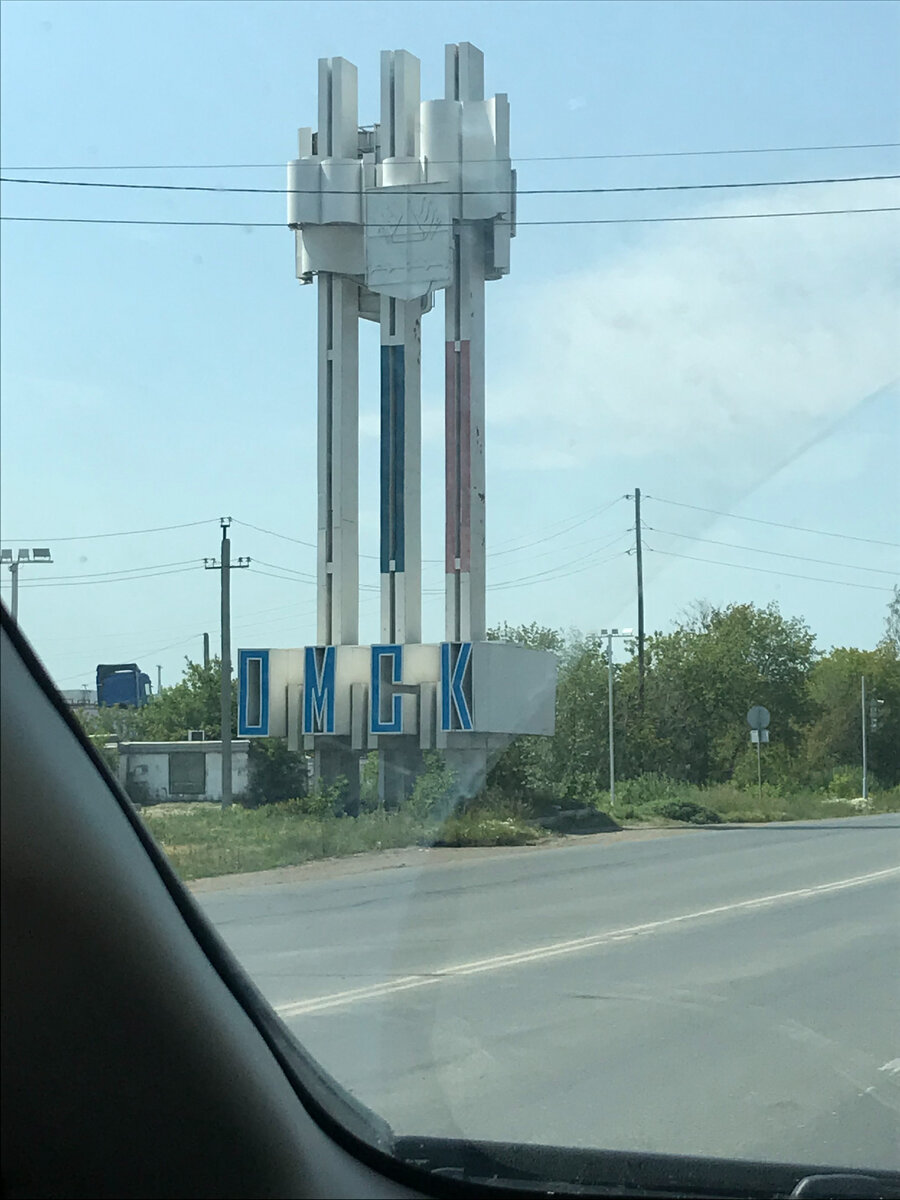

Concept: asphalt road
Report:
left=197, top=815, right=900, bottom=1171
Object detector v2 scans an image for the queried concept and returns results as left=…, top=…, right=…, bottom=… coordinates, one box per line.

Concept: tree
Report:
left=884, top=586, right=900, bottom=654
left=804, top=643, right=900, bottom=787
left=134, top=657, right=236, bottom=741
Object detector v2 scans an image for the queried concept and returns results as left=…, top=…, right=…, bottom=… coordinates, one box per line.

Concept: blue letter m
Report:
left=303, top=646, right=336, bottom=734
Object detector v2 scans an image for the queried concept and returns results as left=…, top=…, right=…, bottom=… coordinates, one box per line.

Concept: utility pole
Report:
left=861, top=675, right=868, bottom=802
left=1, top=548, right=53, bottom=623
left=634, top=488, right=645, bottom=712
left=156, top=665, right=162, bottom=695
left=202, top=632, right=210, bottom=670
left=600, top=628, right=633, bottom=813
left=204, top=519, right=249, bottom=808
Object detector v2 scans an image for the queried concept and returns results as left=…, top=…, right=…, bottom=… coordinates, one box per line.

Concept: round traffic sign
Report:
left=747, top=705, right=771, bottom=730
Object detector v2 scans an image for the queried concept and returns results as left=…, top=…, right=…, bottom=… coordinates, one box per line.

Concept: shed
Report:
left=116, top=740, right=250, bottom=804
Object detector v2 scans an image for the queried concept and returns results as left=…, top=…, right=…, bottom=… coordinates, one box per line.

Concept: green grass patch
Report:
left=612, top=775, right=900, bottom=825
left=141, top=800, right=545, bottom=881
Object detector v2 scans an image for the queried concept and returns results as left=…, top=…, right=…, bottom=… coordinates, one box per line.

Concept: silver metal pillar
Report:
left=315, top=57, right=360, bottom=647
left=444, top=43, right=487, bottom=643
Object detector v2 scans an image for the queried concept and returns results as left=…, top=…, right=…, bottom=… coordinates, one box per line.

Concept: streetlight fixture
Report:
left=599, top=628, right=633, bottom=812
left=1, top=547, right=54, bottom=622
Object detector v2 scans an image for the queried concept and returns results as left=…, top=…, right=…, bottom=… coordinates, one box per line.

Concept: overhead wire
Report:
left=645, top=527, right=899, bottom=575
left=13, top=558, right=201, bottom=583
left=0, top=518, right=217, bottom=543
left=3, top=139, right=898, bottom=171
left=645, top=545, right=895, bottom=592
left=3, top=171, right=897, bottom=197
left=5, top=207, right=896, bottom=229
left=644, top=495, right=900, bottom=547
left=19, top=565, right=202, bottom=588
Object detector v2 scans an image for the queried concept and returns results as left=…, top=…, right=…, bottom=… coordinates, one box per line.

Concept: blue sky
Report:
left=1, top=0, right=898, bottom=690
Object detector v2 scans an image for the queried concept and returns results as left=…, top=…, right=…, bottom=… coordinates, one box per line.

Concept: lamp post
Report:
left=599, top=628, right=633, bottom=812
left=1, top=548, right=54, bottom=623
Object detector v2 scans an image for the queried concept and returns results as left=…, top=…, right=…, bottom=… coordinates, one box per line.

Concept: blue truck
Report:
left=96, top=664, right=152, bottom=709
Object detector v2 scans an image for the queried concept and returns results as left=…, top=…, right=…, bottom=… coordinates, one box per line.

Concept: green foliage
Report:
left=804, top=643, right=900, bottom=786
left=487, top=621, right=566, bottom=652
left=245, top=738, right=309, bottom=807
left=135, top=657, right=236, bottom=742
left=406, top=752, right=456, bottom=821
left=651, top=799, right=721, bottom=825
left=434, top=814, right=544, bottom=847
left=359, top=751, right=380, bottom=811
left=884, top=586, right=900, bottom=654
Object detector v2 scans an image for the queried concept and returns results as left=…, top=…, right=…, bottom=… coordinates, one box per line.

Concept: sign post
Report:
left=747, top=706, right=771, bottom=805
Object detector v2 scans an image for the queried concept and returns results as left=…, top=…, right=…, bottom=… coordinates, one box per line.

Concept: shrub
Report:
left=651, top=799, right=721, bottom=825
left=406, top=752, right=456, bottom=821
left=246, top=738, right=310, bottom=807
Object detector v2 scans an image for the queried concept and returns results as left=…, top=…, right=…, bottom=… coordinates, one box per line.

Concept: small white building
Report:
left=116, top=740, right=250, bottom=804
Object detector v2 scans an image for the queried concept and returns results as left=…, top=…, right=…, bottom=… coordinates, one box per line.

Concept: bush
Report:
left=434, top=814, right=545, bottom=847
left=406, top=752, right=456, bottom=821
left=246, top=739, right=310, bottom=807
left=651, top=799, right=722, bottom=825
left=827, top=764, right=880, bottom=799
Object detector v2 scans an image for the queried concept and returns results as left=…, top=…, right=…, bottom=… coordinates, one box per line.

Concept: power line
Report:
left=487, top=544, right=632, bottom=591
left=490, top=497, right=626, bottom=556
left=4, top=206, right=897, bottom=231
left=19, top=565, right=202, bottom=588
left=3, top=172, right=897, bottom=197
left=251, top=558, right=316, bottom=581
left=13, top=558, right=200, bottom=583
left=645, top=544, right=895, bottom=591
left=646, top=527, right=899, bottom=575
left=0, top=518, right=216, bottom=543
left=3, top=140, right=898, bottom=171
left=644, top=495, right=900, bottom=548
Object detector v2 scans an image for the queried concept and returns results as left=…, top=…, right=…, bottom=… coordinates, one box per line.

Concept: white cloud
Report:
left=487, top=184, right=900, bottom=481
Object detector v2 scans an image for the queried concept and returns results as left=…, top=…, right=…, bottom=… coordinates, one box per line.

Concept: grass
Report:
left=140, top=778, right=900, bottom=882
left=141, top=801, right=546, bottom=881
left=606, top=777, right=900, bottom=826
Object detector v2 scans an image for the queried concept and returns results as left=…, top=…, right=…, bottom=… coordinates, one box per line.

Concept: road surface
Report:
left=196, top=815, right=900, bottom=1171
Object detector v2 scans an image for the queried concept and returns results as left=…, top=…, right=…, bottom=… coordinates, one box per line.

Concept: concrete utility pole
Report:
left=634, top=488, right=645, bottom=712
left=861, top=675, right=868, bottom=802
left=204, top=519, right=249, bottom=808
left=203, top=632, right=210, bottom=670
left=600, top=628, right=633, bottom=813
left=1, top=548, right=53, bottom=623
left=156, top=665, right=162, bottom=695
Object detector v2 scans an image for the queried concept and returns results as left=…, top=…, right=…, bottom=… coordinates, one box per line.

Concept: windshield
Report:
left=2, top=0, right=898, bottom=1186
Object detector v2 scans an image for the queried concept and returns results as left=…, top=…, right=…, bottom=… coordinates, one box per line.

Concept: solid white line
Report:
left=274, top=865, right=900, bottom=1019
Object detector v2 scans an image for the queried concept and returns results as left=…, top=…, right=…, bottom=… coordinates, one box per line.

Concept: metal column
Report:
left=316, top=57, right=360, bottom=648
left=444, top=42, right=487, bottom=644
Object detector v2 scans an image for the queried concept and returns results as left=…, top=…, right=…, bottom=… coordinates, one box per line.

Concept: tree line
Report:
left=80, top=590, right=900, bottom=806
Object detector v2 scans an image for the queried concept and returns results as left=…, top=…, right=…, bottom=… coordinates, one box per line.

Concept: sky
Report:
left=1, top=0, right=898, bottom=692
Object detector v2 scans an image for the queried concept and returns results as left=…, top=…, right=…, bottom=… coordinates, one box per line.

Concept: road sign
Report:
left=747, top=705, right=771, bottom=730
left=750, top=729, right=769, bottom=744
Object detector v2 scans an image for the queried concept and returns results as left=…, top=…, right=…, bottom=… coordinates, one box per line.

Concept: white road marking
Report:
left=274, top=865, right=900, bottom=1019
left=879, top=1059, right=900, bottom=1076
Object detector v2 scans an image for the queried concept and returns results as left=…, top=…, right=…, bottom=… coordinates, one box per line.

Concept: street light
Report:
left=1, top=547, right=53, bottom=623
left=599, top=628, right=633, bottom=812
